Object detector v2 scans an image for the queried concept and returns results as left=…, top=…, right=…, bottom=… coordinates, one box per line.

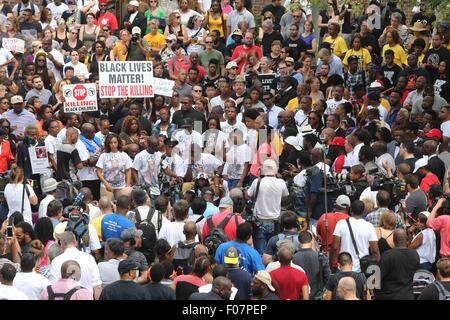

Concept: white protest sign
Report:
left=153, top=78, right=175, bottom=97
left=2, top=38, right=25, bottom=53
left=63, top=83, right=98, bottom=113
left=99, top=61, right=154, bottom=98
left=29, top=146, right=50, bottom=175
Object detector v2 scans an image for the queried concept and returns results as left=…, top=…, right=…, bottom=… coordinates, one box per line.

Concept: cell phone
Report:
left=6, top=225, right=13, bottom=239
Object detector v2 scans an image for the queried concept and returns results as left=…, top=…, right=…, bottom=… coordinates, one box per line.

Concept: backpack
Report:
left=65, top=211, right=90, bottom=252
left=287, top=183, right=307, bottom=218
left=173, top=241, right=199, bottom=274
left=203, top=213, right=238, bottom=256
left=434, top=281, right=450, bottom=300
left=134, top=207, right=157, bottom=264
left=46, top=285, right=83, bottom=300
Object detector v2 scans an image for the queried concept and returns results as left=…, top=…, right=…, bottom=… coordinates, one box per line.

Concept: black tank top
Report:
left=378, top=230, right=393, bottom=255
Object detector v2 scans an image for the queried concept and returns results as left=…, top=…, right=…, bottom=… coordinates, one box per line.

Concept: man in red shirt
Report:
left=96, top=0, right=119, bottom=31
left=316, top=195, right=351, bottom=255
left=269, top=247, right=309, bottom=300
left=201, top=196, right=244, bottom=242
left=230, top=31, right=262, bottom=74
left=414, top=158, right=440, bottom=193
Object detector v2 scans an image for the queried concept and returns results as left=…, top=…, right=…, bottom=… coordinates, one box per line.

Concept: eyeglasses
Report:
left=71, top=32, right=78, bottom=35
left=103, top=28, right=110, bottom=32
left=205, top=41, right=213, bottom=44
left=2, top=125, right=10, bottom=128
left=194, top=89, right=202, bottom=92
left=264, top=16, right=272, bottom=20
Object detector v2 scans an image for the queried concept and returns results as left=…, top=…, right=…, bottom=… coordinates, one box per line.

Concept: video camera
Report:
left=320, top=172, right=356, bottom=198
left=63, top=192, right=85, bottom=218
left=369, top=169, right=407, bottom=205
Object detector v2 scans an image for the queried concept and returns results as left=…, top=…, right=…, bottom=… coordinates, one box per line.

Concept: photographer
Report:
left=427, top=198, right=450, bottom=258
left=349, top=164, right=369, bottom=202
left=121, top=27, right=150, bottom=62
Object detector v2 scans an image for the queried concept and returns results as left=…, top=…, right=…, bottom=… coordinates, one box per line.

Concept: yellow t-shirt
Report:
left=382, top=44, right=407, bottom=68
left=206, top=12, right=227, bottom=38
left=91, top=214, right=106, bottom=241
left=324, top=35, right=348, bottom=58
left=342, top=48, right=372, bottom=71
left=381, top=98, right=391, bottom=113
left=112, top=42, right=128, bottom=61
left=286, top=97, right=299, bottom=112
left=143, top=32, right=167, bottom=53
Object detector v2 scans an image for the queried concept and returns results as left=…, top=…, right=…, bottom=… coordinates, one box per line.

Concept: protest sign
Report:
left=2, top=38, right=25, bottom=54
left=99, top=61, right=154, bottom=98
left=63, top=83, right=98, bottom=113
left=258, top=74, right=276, bottom=92
left=153, top=78, right=175, bottom=97
left=29, top=146, right=50, bottom=175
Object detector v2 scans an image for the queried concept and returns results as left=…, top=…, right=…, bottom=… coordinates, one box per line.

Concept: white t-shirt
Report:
left=325, top=98, right=348, bottom=115
left=46, top=49, right=65, bottom=81
left=158, top=220, right=199, bottom=246
left=202, top=129, right=229, bottom=161
left=13, top=272, right=51, bottom=300
left=46, top=2, right=69, bottom=20
left=0, top=284, right=29, bottom=300
left=96, top=152, right=133, bottom=189
left=44, top=135, right=59, bottom=156
left=135, top=205, right=168, bottom=235
left=223, top=144, right=251, bottom=180
left=220, top=121, right=248, bottom=141
left=132, top=150, right=163, bottom=196
left=413, top=228, right=436, bottom=264
left=172, top=129, right=202, bottom=159
left=39, top=194, right=55, bottom=219
left=441, top=120, right=450, bottom=139
left=162, top=153, right=187, bottom=178
left=187, top=153, right=223, bottom=178
left=5, top=183, right=35, bottom=224
left=247, top=176, right=289, bottom=219
left=333, top=217, right=378, bottom=272
left=0, top=48, right=13, bottom=77
left=88, top=203, right=102, bottom=220
left=63, top=61, right=89, bottom=80
left=77, top=139, right=101, bottom=181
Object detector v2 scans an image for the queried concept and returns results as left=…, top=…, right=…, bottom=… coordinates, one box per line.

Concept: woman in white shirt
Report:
left=409, top=211, right=436, bottom=271
left=186, top=15, right=206, bottom=55
left=63, top=50, right=89, bottom=80
left=4, top=165, right=38, bottom=224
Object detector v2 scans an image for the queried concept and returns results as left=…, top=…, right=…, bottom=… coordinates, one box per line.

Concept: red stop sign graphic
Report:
left=73, top=85, right=87, bottom=100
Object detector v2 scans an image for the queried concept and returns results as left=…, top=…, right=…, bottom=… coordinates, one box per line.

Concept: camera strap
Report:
left=345, top=218, right=360, bottom=259
left=252, top=177, right=262, bottom=217
left=21, top=181, right=30, bottom=215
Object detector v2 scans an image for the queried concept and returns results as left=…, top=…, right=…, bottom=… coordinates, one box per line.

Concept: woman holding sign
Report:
left=96, top=133, right=133, bottom=200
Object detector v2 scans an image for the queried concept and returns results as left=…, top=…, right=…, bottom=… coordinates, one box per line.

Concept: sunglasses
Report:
left=103, top=28, right=110, bottom=31
left=37, top=59, right=46, bottom=62
left=194, top=89, right=202, bottom=92
left=71, top=32, right=78, bottom=35
left=293, top=15, right=301, bottom=18
left=205, top=41, right=213, bottom=44
left=264, top=16, right=272, bottom=20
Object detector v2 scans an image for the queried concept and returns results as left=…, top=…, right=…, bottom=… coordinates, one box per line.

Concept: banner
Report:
left=63, top=83, right=98, bottom=113
left=2, top=38, right=25, bottom=54
left=99, top=61, right=154, bottom=98
left=29, top=146, right=50, bottom=175
left=258, top=74, right=276, bottom=92
left=153, top=78, right=175, bottom=97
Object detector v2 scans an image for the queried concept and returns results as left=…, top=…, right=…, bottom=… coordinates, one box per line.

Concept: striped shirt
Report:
left=1, top=109, right=37, bottom=136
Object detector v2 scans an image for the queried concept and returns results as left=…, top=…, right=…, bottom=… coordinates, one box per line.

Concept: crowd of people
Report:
left=0, top=0, right=449, bottom=301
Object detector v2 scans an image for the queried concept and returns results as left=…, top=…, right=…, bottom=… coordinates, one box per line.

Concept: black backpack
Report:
left=203, top=213, right=238, bottom=256
left=46, top=285, right=84, bottom=300
left=173, top=241, right=200, bottom=274
left=133, top=207, right=157, bottom=264
left=434, top=281, right=450, bottom=300
left=65, top=211, right=90, bottom=252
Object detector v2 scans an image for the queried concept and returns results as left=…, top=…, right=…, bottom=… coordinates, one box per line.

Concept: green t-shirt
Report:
left=144, top=8, right=166, bottom=34
left=199, top=49, right=224, bottom=69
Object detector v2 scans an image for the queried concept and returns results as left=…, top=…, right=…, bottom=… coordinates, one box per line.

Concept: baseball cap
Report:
left=330, top=136, right=345, bottom=147
left=413, top=157, right=428, bottom=173
left=285, top=136, right=301, bottom=151
left=369, top=80, right=384, bottom=89
left=131, top=26, right=141, bottom=35
left=164, top=137, right=178, bottom=147
left=335, top=195, right=351, bottom=208
left=419, top=211, right=431, bottom=218
left=231, top=29, right=243, bottom=37
left=201, top=186, right=214, bottom=195
left=367, top=91, right=381, bottom=101
left=424, top=128, right=442, bottom=140
left=219, top=197, right=233, bottom=208
left=254, top=271, right=276, bottom=291
left=226, top=61, right=238, bottom=69
left=10, top=95, right=23, bottom=104
left=53, top=221, right=68, bottom=240
left=262, top=159, right=278, bottom=176
left=285, top=57, right=295, bottom=64
left=196, top=172, right=209, bottom=180
left=118, top=260, right=140, bottom=275
left=224, top=247, right=239, bottom=265
left=347, top=55, right=359, bottom=63
left=234, top=75, right=245, bottom=83
left=120, top=227, right=143, bottom=241
left=42, top=178, right=58, bottom=193
left=129, top=0, right=140, bottom=7
left=439, top=21, right=450, bottom=30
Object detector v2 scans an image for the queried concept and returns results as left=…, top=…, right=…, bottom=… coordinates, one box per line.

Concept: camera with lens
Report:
left=320, top=172, right=356, bottom=198
left=132, top=33, right=140, bottom=43
left=370, top=170, right=407, bottom=205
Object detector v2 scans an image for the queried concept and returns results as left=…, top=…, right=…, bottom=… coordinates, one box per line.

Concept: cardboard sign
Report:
left=153, top=78, right=175, bottom=97
left=29, top=146, right=50, bottom=175
left=258, top=73, right=276, bottom=92
left=2, top=38, right=25, bottom=54
left=63, top=83, right=98, bottom=113
left=98, top=61, right=154, bottom=98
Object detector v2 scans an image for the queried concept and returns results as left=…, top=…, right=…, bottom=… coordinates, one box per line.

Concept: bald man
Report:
left=374, top=229, right=420, bottom=300
left=56, top=127, right=83, bottom=181
left=269, top=247, right=309, bottom=300
left=422, top=139, right=445, bottom=183
left=337, top=277, right=359, bottom=300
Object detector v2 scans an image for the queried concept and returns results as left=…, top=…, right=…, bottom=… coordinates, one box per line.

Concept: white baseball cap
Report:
left=335, top=195, right=351, bottom=208
left=129, top=0, right=140, bottom=7
left=413, top=157, right=428, bottom=173
left=285, top=136, right=302, bottom=151
left=131, top=26, right=141, bottom=35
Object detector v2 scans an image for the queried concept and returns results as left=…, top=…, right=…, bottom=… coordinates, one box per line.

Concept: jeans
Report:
left=253, top=221, right=275, bottom=255
left=228, top=179, right=241, bottom=190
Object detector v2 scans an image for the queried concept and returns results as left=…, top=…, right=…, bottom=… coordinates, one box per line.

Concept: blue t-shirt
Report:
left=215, top=241, right=264, bottom=275
left=101, top=213, right=134, bottom=240
left=188, top=202, right=219, bottom=217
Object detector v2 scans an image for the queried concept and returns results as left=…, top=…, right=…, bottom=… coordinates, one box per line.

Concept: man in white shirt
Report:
left=439, top=105, right=450, bottom=145
left=221, top=102, right=247, bottom=140
left=39, top=178, right=58, bottom=218
left=373, top=141, right=395, bottom=177
left=130, top=189, right=168, bottom=235
left=172, top=118, right=203, bottom=160
left=367, top=91, right=388, bottom=122
left=47, top=0, right=69, bottom=21
left=346, top=128, right=366, bottom=167
left=13, top=253, right=51, bottom=300
left=330, top=200, right=380, bottom=272
left=50, top=231, right=102, bottom=298
left=42, top=37, right=65, bottom=81
left=0, top=263, right=28, bottom=300
left=325, top=85, right=348, bottom=115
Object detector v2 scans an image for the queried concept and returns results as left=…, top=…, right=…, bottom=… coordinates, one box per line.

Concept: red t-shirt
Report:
left=201, top=210, right=244, bottom=242
left=316, top=212, right=350, bottom=256
left=332, top=154, right=346, bottom=173
left=97, top=12, right=119, bottom=30
left=420, top=173, right=440, bottom=194
left=230, top=44, right=262, bottom=74
left=168, top=55, right=191, bottom=79
left=269, top=266, right=309, bottom=300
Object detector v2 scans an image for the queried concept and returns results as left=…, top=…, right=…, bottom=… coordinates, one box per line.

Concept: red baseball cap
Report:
left=424, top=128, right=442, bottom=140
left=330, top=137, right=346, bottom=147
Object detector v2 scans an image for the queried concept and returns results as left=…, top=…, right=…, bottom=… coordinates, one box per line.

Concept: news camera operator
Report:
left=120, top=27, right=150, bottom=61
left=349, top=164, right=369, bottom=202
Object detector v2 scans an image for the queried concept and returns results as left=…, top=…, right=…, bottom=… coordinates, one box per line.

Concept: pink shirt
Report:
left=40, top=279, right=94, bottom=300
left=249, top=142, right=277, bottom=177
left=427, top=215, right=450, bottom=257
